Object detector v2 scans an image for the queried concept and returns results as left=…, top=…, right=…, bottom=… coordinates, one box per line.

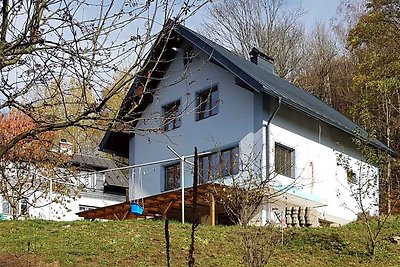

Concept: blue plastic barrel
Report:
left=130, top=203, right=144, bottom=215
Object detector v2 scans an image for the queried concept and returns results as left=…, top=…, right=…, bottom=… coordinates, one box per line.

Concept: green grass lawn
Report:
left=0, top=218, right=400, bottom=266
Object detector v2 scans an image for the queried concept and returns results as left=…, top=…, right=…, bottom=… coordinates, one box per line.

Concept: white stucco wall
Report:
left=131, top=46, right=256, bottom=198
left=0, top=193, right=125, bottom=221
left=267, top=103, right=379, bottom=223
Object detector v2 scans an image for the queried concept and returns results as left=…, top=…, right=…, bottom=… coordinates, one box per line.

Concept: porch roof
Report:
left=77, top=183, right=327, bottom=222
left=76, top=184, right=223, bottom=221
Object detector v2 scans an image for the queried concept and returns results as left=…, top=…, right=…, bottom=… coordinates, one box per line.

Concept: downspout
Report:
left=266, top=97, right=282, bottom=126
left=265, top=97, right=282, bottom=172
left=263, top=96, right=282, bottom=225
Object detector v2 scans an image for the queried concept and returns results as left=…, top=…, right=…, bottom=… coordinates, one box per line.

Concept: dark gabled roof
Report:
left=173, top=24, right=393, bottom=154
left=100, top=21, right=393, bottom=155
left=72, top=154, right=128, bottom=188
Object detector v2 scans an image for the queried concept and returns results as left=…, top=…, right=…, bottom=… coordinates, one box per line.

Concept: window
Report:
left=163, top=100, right=181, bottom=131
left=20, top=199, right=28, bottom=215
left=78, top=171, right=97, bottom=188
left=2, top=200, right=11, bottom=215
left=275, top=143, right=295, bottom=177
left=347, top=170, right=357, bottom=184
left=79, top=205, right=98, bottom=212
left=1, top=199, right=29, bottom=216
left=165, top=163, right=181, bottom=191
left=199, top=146, right=239, bottom=183
left=197, top=85, right=219, bottom=120
left=72, top=171, right=97, bottom=189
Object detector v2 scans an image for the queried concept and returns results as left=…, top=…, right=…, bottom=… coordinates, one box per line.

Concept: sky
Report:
left=186, top=0, right=342, bottom=32
left=288, top=0, right=341, bottom=30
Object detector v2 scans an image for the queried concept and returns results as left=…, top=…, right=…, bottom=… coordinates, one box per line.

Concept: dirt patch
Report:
left=0, top=253, right=60, bottom=267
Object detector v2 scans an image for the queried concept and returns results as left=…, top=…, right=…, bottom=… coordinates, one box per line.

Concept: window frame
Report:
left=2, top=200, right=11, bottom=215
left=164, top=162, right=181, bottom=191
left=78, top=171, right=97, bottom=189
left=196, top=84, right=219, bottom=121
left=347, top=170, right=357, bottom=184
left=199, top=145, right=239, bottom=184
left=163, top=99, right=181, bottom=132
left=274, top=143, right=295, bottom=178
left=20, top=199, right=28, bottom=215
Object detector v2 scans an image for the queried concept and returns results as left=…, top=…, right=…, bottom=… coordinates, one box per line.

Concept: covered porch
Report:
left=77, top=184, right=230, bottom=225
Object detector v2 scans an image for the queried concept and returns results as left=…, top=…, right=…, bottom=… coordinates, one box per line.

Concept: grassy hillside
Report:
left=0, top=218, right=400, bottom=266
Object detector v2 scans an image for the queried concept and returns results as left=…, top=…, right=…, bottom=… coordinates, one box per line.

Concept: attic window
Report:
left=275, top=143, right=295, bottom=178
left=197, top=85, right=219, bottom=120
left=163, top=100, right=181, bottom=131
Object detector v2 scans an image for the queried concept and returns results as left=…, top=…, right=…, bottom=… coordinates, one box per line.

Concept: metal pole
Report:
left=167, top=145, right=193, bottom=224
left=49, top=179, right=52, bottom=220
left=181, top=157, right=185, bottom=224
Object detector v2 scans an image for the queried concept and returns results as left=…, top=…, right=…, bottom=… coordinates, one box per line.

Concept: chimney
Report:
left=59, top=139, right=74, bottom=155
left=249, top=47, right=274, bottom=73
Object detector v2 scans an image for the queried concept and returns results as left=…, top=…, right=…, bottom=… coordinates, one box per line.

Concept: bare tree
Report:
left=0, top=0, right=209, bottom=160
left=0, top=0, right=211, bottom=219
left=0, top=110, right=78, bottom=219
left=295, top=22, right=338, bottom=105
left=209, top=146, right=302, bottom=266
left=336, top=141, right=394, bottom=257
left=201, top=0, right=305, bottom=81
left=332, top=0, right=367, bottom=50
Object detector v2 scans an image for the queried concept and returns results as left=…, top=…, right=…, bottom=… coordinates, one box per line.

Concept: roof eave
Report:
left=263, top=88, right=394, bottom=155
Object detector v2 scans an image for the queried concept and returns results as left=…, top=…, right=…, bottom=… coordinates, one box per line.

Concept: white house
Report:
left=98, top=22, right=391, bottom=226
left=0, top=154, right=127, bottom=221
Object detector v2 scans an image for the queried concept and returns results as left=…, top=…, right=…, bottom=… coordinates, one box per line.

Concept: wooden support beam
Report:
left=160, top=201, right=174, bottom=220
left=113, top=213, right=121, bottom=221
left=210, top=193, right=215, bottom=226
left=121, top=210, right=129, bottom=221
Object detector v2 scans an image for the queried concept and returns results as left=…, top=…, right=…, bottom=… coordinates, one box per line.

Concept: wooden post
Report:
left=210, top=193, right=215, bottom=226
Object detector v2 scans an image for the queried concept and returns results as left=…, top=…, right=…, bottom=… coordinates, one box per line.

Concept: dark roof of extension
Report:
left=72, top=155, right=128, bottom=188
left=100, top=21, right=393, bottom=156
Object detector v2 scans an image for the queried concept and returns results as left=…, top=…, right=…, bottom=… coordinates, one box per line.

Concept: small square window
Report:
left=163, top=100, right=181, bottom=131
left=165, top=163, right=181, bottom=191
left=347, top=170, right=357, bottom=184
left=197, top=85, right=219, bottom=120
left=275, top=143, right=295, bottom=177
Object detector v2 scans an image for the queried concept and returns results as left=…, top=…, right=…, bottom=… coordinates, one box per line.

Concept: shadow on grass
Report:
left=285, top=230, right=370, bottom=258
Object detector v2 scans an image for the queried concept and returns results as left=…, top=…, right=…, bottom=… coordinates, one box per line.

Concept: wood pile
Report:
left=284, top=206, right=319, bottom=227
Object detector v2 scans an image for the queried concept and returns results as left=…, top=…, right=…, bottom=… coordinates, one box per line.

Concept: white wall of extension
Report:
left=0, top=193, right=124, bottom=221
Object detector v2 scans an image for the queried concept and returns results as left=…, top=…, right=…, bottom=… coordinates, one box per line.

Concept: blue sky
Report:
left=187, top=0, right=341, bottom=32
left=289, top=0, right=340, bottom=30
